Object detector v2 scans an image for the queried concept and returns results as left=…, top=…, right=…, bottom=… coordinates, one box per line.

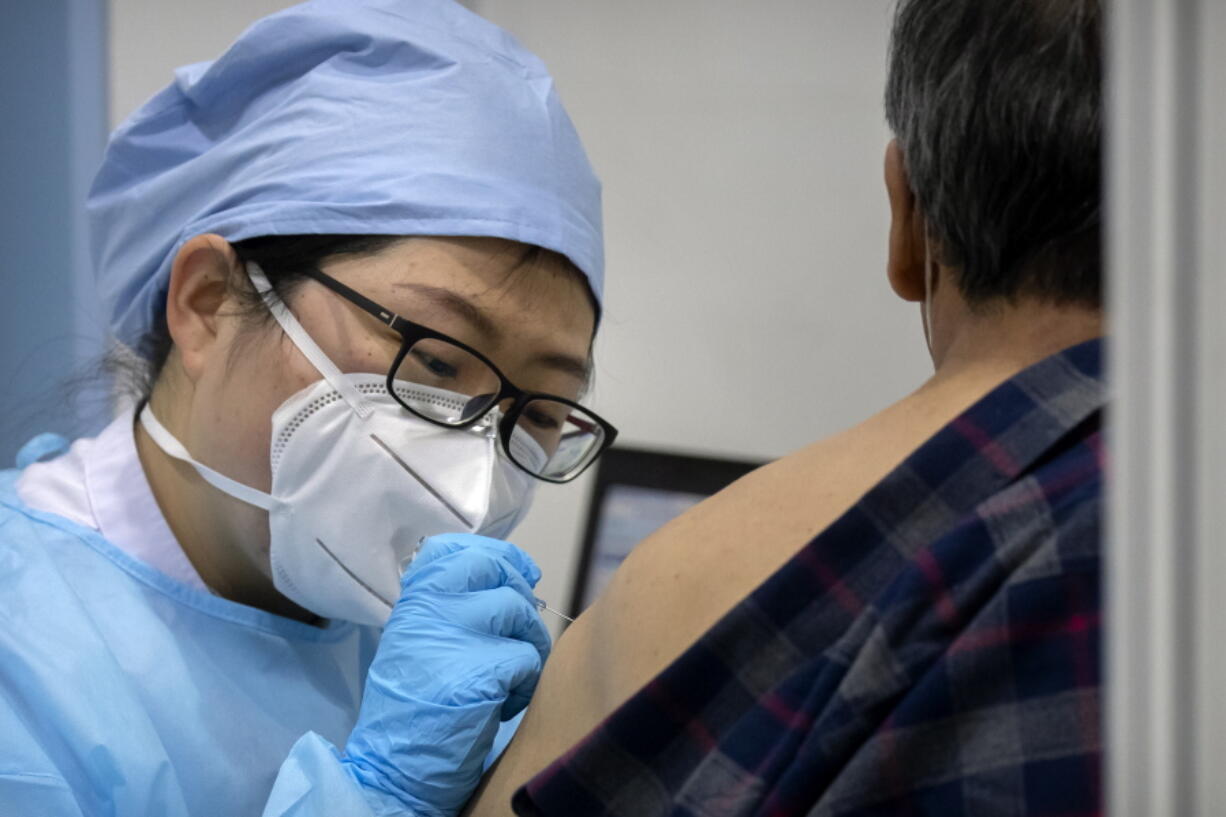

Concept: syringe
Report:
left=533, top=597, right=574, bottom=623
left=408, top=537, right=574, bottom=623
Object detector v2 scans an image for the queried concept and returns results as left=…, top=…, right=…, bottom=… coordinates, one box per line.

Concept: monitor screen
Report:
left=570, top=447, right=764, bottom=615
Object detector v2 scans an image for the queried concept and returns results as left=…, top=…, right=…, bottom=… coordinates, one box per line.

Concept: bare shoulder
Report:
left=465, top=394, right=957, bottom=815
left=560, top=365, right=1020, bottom=721
left=584, top=405, right=934, bottom=705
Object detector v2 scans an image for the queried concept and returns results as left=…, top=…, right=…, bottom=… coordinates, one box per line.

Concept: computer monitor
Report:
left=569, top=447, right=764, bottom=616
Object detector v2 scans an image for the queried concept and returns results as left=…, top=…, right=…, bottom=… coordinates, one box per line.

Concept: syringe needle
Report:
left=534, top=597, right=574, bottom=623
left=409, top=539, right=575, bottom=623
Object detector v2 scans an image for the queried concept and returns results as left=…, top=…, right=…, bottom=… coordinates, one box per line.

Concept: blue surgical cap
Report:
left=89, top=0, right=603, bottom=350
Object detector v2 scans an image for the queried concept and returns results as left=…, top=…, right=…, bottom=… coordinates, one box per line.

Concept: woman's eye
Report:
left=427, top=357, right=456, bottom=377
left=524, top=409, right=561, bottom=430
left=412, top=350, right=459, bottom=379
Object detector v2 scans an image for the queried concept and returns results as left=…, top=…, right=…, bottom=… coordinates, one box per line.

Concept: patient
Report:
left=471, top=0, right=1104, bottom=813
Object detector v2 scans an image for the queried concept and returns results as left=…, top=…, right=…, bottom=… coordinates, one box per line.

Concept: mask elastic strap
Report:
left=923, top=232, right=936, bottom=358
left=247, top=263, right=374, bottom=420
left=139, top=405, right=277, bottom=512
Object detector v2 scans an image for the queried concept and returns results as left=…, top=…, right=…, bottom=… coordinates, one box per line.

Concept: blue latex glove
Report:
left=341, top=533, right=550, bottom=817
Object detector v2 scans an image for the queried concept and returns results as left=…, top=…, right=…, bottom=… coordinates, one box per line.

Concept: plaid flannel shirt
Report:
left=514, top=339, right=1105, bottom=817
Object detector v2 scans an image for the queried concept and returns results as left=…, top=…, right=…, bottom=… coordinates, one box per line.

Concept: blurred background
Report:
left=1, top=0, right=929, bottom=620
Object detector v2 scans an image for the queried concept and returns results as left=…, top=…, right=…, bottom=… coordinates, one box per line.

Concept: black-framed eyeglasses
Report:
left=300, top=267, right=618, bottom=483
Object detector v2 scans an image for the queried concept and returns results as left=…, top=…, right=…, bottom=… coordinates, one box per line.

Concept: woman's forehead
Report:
left=334, top=237, right=589, bottom=314
left=319, top=237, right=596, bottom=377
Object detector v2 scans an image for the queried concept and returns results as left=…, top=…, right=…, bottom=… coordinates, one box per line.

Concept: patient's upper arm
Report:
left=462, top=376, right=981, bottom=814
left=464, top=458, right=828, bottom=816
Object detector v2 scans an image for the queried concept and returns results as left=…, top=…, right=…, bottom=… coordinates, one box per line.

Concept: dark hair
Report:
left=884, top=0, right=1102, bottom=306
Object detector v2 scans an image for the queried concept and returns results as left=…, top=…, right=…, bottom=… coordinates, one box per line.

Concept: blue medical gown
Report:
left=0, top=465, right=388, bottom=816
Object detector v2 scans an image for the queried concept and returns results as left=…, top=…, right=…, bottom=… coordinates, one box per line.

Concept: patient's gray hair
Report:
left=885, top=0, right=1102, bottom=306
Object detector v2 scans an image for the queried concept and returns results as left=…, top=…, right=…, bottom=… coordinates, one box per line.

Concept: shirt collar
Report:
left=84, top=408, right=210, bottom=593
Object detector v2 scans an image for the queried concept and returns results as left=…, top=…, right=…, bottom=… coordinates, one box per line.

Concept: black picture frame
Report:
left=568, top=446, right=764, bottom=618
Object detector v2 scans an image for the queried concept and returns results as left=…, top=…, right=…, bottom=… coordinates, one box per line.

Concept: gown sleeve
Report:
left=262, top=732, right=383, bottom=817
left=264, top=712, right=526, bottom=817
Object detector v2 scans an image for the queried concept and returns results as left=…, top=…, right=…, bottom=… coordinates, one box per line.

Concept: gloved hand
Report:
left=341, top=533, right=550, bottom=817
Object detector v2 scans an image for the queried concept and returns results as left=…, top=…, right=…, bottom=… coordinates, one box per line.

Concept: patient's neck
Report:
left=927, top=294, right=1104, bottom=390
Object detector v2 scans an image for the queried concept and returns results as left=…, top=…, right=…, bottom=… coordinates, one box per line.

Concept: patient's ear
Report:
left=885, top=140, right=926, bottom=303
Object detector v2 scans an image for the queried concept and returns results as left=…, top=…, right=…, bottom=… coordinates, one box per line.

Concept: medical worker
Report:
left=0, top=1, right=614, bottom=815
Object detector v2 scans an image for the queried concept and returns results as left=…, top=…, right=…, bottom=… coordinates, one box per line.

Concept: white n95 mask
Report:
left=138, top=264, right=540, bottom=626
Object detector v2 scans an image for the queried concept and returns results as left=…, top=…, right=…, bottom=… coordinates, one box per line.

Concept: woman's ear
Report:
left=884, top=140, right=927, bottom=303
left=165, top=234, right=241, bottom=384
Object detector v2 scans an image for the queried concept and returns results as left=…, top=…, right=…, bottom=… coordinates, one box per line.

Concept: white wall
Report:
left=109, top=0, right=929, bottom=623
left=109, top=0, right=298, bottom=126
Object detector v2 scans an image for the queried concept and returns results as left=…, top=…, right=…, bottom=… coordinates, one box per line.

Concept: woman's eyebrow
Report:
left=534, top=352, right=593, bottom=385
left=392, top=281, right=592, bottom=385
left=392, top=282, right=501, bottom=341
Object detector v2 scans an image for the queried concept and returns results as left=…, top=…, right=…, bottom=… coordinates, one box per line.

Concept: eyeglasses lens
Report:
left=392, top=338, right=500, bottom=424
left=392, top=338, right=606, bottom=481
left=512, top=399, right=606, bottom=480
